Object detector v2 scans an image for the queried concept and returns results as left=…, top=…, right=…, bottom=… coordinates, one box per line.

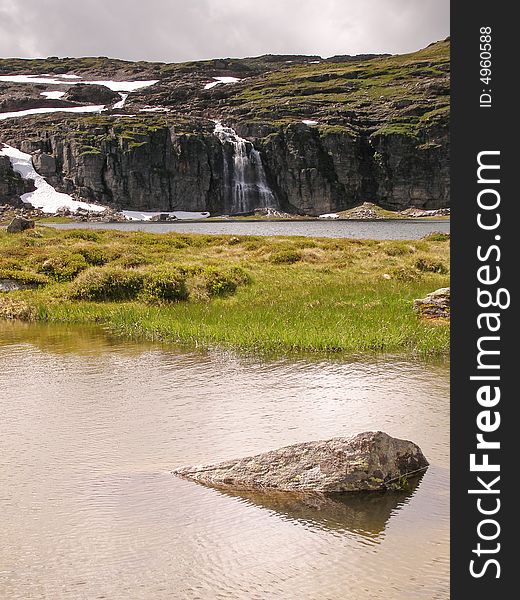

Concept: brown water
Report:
left=0, top=322, right=449, bottom=600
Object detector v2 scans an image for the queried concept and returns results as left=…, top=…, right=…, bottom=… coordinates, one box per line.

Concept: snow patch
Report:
left=204, top=76, right=240, bottom=90
left=88, top=79, right=159, bottom=92
left=0, top=105, right=105, bottom=121
left=0, top=144, right=107, bottom=214
left=139, top=106, right=169, bottom=112
left=112, top=93, right=129, bottom=109
left=0, top=74, right=158, bottom=92
left=302, top=120, right=318, bottom=126
left=122, top=210, right=210, bottom=221
left=40, top=91, right=66, bottom=100
left=318, top=213, right=340, bottom=219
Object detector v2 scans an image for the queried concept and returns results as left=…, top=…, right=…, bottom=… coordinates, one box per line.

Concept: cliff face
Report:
left=0, top=155, right=34, bottom=206
left=0, top=39, right=450, bottom=215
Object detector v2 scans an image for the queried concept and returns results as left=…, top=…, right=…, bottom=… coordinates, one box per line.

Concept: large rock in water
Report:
left=172, top=431, right=429, bottom=493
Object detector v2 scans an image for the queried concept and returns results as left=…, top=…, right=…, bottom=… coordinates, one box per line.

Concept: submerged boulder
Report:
left=414, top=287, right=450, bottom=319
left=172, top=431, right=428, bottom=493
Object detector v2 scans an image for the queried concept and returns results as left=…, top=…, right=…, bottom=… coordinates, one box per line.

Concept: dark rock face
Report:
left=63, top=84, right=121, bottom=105
left=0, top=155, right=35, bottom=206
left=6, top=216, right=35, bottom=233
left=172, top=431, right=429, bottom=493
left=32, top=151, right=56, bottom=175
left=4, top=119, right=448, bottom=216
left=0, top=82, right=77, bottom=114
left=258, top=123, right=449, bottom=215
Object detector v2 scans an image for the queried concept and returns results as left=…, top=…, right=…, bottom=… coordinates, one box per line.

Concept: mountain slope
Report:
left=0, top=40, right=449, bottom=216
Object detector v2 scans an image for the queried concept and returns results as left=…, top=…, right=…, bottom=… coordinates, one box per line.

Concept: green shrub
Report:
left=422, top=232, right=450, bottom=242
left=269, top=249, right=302, bottom=264
left=64, top=230, right=101, bottom=242
left=39, top=252, right=88, bottom=281
left=73, top=243, right=111, bottom=266
left=392, top=266, right=420, bottom=282
left=68, top=266, right=144, bottom=301
left=0, top=269, right=49, bottom=286
left=113, top=251, right=150, bottom=268
left=415, top=257, right=449, bottom=274
left=383, top=243, right=415, bottom=256
left=189, top=266, right=251, bottom=298
left=141, top=267, right=188, bottom=303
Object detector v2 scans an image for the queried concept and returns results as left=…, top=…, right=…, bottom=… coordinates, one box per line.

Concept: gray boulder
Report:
left=172, top=431, right=429, bottom=493
left=414, top=287, right=450, bottom=318
left=6, top=216, right=35, bottom=233
left=63, top=84, right=120, bottom=105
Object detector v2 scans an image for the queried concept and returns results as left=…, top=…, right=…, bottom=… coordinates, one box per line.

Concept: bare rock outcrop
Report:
left=172, top=431, right=429, bottom=493
left=6, top=216, right=35, bottom=233
left=414, top=287, right=450, bottom=319
left=0, top=155, right=35, bottom=206
left=63, top=83, right=120, bottom=105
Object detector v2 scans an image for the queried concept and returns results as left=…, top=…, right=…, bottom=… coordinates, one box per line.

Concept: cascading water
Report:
left=214, top=121, right=277, bottom=214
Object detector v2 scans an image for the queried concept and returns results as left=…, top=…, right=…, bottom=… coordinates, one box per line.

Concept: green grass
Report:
left=0, top=227, right=450, bottom=357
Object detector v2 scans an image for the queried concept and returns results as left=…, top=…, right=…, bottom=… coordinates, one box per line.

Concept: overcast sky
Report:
left=0, top=0, right=449, bottom=62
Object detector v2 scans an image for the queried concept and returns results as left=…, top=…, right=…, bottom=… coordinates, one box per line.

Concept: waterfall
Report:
left=214, top=121, right=277, bottom=214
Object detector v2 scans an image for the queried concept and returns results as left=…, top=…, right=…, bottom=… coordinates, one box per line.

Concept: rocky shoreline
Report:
left=0, top=202, right=450, bottom=225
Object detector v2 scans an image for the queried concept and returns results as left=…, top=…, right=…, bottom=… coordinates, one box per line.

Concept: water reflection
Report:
left=0, top=321, right=449, bottom=600
left=216, top=474, right=424, bottom=538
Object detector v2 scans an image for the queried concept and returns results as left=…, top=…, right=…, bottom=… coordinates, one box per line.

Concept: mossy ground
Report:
left=0, top=227, right=449, bottom=357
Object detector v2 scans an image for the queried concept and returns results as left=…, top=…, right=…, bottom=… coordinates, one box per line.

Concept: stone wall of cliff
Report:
left=3, top=114, right=448, bottom=216
left=0, top=155, right=34, bottom=206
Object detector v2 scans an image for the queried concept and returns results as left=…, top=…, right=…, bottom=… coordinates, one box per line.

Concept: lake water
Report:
left=0, top=322, right=449, bottom=600
left=49, top=219, right=450, bottom=240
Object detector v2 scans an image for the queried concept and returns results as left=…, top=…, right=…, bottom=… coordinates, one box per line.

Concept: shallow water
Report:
left=0, top=322, right=449, bottom=599
left=48, top=218, right=450, bottom=239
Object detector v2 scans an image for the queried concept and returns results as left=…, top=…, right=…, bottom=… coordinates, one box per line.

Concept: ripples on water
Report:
left=49, top=218, right=450, bottom=240
left=0, top=322, right=449, bottom=600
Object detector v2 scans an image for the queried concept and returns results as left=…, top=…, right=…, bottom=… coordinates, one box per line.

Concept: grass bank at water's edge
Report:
left=0, top=227, right=450, bottom=357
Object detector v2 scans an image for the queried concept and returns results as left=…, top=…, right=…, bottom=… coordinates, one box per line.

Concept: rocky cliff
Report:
left=0, top=39, right=449, bottom=215
left=0, top=155, right=34, bottom=206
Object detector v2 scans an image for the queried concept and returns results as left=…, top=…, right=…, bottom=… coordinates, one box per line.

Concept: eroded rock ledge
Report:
left=172, top=431, right=429, bottom=493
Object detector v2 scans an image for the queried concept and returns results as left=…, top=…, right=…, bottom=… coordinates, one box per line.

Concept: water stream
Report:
left=214, top=122, right=278, bottom=214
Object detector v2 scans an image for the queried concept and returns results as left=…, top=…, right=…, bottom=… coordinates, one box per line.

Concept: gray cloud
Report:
left=0, top=0, right=449, bottom=62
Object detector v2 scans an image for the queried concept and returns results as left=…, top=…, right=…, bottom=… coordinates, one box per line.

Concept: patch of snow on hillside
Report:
left=0, top=105, right=105, bottom=121
left=123, top=210, right=210, bottom=221
left=0, top=74, right=158, bottom=92
left=139, top=106, right=169, bottom=112
left=112, top=93, right=129, bottom=109
left=318, top=213, right=340, bottom=219
left=204, top=76, right=240, bottom=90
left=89, top=79, right=159, bottom=92
left=40, top=91, right=66, bottom=99
left=0, top=144, right=107, bottom=214
left=302, top=120, right=318, bottom=126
